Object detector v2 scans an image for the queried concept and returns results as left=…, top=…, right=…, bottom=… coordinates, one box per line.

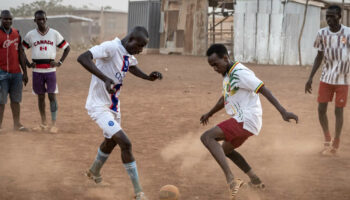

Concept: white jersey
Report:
left=223, top=62, right=264, bottom=135
left=314, top=25, right=350, bottom=85
left=85, top=37, right=138, bottom=114
left=23, top=28, right=69, bottom=73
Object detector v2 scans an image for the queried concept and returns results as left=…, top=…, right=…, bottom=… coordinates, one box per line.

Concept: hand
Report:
left=28, top=62, right=36, bottom=68
left=281, top=111, right=298, bottom=123
left=149, top=71, right=163, bottom=81
left=200, top=113, right=211, bottom=125
left=50, top=60, right=62, bottom=68
left=305, top=79, right=312, bottom=94
left=104, top=78, right=116, bottom=94
left=22, top=73, right=28, bottom=86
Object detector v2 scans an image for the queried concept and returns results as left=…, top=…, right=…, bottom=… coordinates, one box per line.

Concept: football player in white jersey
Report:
left=22, top=10, right=70, bottom=133
left=77, top=26, right=162, bottom=200
left=200, top=44, right=298, bottom=200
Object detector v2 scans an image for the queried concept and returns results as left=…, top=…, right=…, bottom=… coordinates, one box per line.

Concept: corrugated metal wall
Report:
left=234, top=0, right=320, bottom=65
left=128, top=0, right=161, bottom=49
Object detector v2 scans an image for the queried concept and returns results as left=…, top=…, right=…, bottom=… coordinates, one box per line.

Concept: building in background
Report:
left=234, top=0, right=322, bottom=65
left=50, top=9, right=128, bottom=41
left=13, top=15, right=93, bottom=46
left=128, top=0, right=161, bottom=53
left=159, top=0, right=208, bottom=56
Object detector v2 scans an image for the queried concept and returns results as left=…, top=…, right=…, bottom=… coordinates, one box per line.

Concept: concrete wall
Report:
left=49, top=10, right=128, bottom=40
left=234, top=0, right=321, bottom=65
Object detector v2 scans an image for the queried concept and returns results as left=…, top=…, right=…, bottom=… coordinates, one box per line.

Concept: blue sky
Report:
left=0, top=0, right=129, bottom=12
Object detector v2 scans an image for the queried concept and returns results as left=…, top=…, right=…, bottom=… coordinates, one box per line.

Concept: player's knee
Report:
left=200, top=132, right=211, bottom=146
left=48, top=94, right=56, bottom=101
left=335, top=107, right=343, bottom=116
left=38, top=94, right=45, bottom=101
left=50, top=100, right=58, bottom=112
left=100, top=139, right=117, bottom=153
left=318, top=105, right=327, bottom=115
left=118, top=138, right=132, bottom=151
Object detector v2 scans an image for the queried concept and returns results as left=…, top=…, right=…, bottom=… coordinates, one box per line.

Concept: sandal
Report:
left=15, top=125, right=29, bottom=132
left=228, top=179, right=244, bottom=200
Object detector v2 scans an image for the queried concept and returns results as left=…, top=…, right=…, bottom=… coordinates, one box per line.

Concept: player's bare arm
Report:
left=200, top=96, right=225, bottom=125
left=129, top=65, right=162, bottom=81
left=77, top=50, right=116, bottom=94
left=50, top=46, right=70, bottom=67
left=259, top=86, right=298, bottom=123
left=18, top=42, right=28, bottom=86
left=305, top=51, right=324, bottom=93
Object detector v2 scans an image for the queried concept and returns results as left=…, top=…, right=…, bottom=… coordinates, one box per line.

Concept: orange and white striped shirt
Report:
left=314, top=25, right=350, bottom=85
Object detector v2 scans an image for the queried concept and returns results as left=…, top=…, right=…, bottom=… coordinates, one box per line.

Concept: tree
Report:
left=10, top=0, right=76, bottom=17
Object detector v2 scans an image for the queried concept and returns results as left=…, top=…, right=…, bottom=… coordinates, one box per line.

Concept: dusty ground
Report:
left=0, top=52, right=349, bottom=200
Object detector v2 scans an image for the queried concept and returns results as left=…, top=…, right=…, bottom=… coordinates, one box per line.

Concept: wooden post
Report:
left=342, top=0, right=345, bottom=24
left=212, top=6, right=215, bottom=44
left=298, top=0, right=309, bottom=66
left=231, top=25, right=234, bottom=59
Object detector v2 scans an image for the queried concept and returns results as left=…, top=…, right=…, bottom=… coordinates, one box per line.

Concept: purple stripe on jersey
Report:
left=337, top=35, right=341, bottom=48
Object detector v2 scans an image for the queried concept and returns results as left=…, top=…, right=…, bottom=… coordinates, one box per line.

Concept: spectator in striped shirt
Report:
left=305, top=5, right=350, bottom=156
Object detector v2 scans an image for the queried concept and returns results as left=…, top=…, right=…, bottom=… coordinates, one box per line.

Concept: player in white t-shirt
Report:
left=22, top=10, right=70, bottom=133
left=305, top=5, right=350, bottom=156
left=200, top=44, right=298, bottom=200
left=77, top=26, right=162, bottom=200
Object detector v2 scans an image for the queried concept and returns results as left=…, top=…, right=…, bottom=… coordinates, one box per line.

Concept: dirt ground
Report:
left=0, top=52, right=350, bottom=200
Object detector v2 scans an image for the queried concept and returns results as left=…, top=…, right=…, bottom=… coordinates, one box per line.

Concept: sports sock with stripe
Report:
left=90, top=148, right=109, bottom=175
left=124, top=161, right=142, bottom=194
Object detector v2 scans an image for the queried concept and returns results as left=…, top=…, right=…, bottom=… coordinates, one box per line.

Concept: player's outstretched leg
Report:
left=112, top=130, right=148, bottom=200
left=222, top=142, right=265, bottom=189
left=201, top=126, right=243, bottom=200
left=86, top=138, right=116, bottom=183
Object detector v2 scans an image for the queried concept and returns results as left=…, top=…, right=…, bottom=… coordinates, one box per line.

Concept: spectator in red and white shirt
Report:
left=0, top=10, right=28, bottom=132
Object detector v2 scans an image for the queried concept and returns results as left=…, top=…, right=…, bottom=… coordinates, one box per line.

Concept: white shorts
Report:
left=88, top=108, right=122, bottom=139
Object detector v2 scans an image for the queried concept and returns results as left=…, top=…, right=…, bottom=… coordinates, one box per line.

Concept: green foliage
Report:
left=9, top=0, right=76, bottom=17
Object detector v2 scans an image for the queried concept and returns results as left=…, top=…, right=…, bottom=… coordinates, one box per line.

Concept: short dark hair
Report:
left=1, top=10, right=12, bottom=18
left=130, top=26, right=149, bottom=38
left=34, top=10, right=46, bottom=17
left=206, top=44, right=228, bottom=58
left=327, top=5, right=342, bottom=16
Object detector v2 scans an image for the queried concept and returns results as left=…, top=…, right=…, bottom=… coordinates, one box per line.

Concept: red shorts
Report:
left=318, top=81, right=349, bottom=107
left=217, top=118, right=253, bottom=149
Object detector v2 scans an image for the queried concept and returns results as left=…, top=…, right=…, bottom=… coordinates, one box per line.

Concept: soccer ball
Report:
left=159, top=184, right=180, bottom=200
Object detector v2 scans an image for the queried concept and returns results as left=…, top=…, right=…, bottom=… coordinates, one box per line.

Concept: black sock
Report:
left=226, top=149, right=252, bottom=173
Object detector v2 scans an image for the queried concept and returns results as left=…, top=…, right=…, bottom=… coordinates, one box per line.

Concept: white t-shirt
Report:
left=314, top=25, right=350, bottom=85
left=23, top=28, right=69, bottom=73
left=223, top=62, right=264, bottom=135
left=85, top=37, right=138, bottom=114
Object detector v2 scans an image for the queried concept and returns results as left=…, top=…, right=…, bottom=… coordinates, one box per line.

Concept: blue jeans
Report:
left=0, top=69, right=23, bottom=104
